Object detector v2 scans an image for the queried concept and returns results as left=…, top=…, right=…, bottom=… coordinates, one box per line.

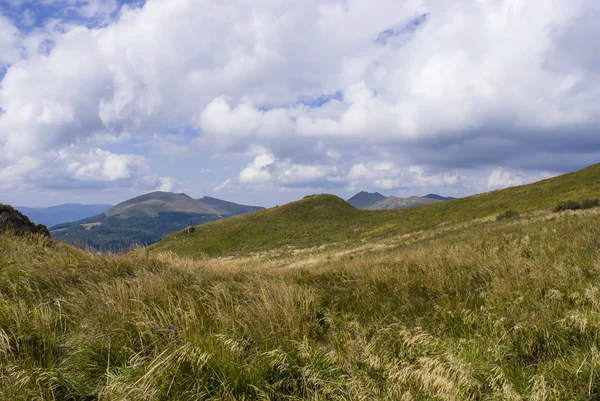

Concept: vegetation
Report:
left=51, top=212, right=221, bottom=252
left=152, top=163, right=600, bottom=257
left=496, top=209, right=520, bottom=221
left=554, top=198, right=600, bottom=212
left=3, top=206, right=600, bottom=399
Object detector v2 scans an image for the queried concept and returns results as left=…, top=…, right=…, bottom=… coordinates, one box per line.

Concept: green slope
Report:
left=151, top=163, right=600, bottom=257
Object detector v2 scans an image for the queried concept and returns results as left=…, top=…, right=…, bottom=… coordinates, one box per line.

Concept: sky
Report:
left=0, top=0, right=599, bottom=208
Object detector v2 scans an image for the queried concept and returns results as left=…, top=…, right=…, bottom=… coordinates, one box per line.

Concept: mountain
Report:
left=104, top=192, right=220, bottom=218
left=50, top=192, right=265, bottom=251
left=423, top=193, right=456, bottom=201
left=367, top=196, right=441, bottom=210
left=152, top=163, right=600, bottom=258
left=347, top=191, right=453, bottom=210
left=346, top=191, right=387, bottom=209
left=16, top=204, right=113, bottom=226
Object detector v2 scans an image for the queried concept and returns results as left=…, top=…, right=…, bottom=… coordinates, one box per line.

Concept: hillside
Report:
left=367, top=196, right=441, bottom=210
left=3, top=198, right=600, bottom=399
left=16, top=203, right=113, bottom=226
left=51, top=192, right=265, bottom=251
left=0, top=204, right=50, bottom=236
left=152, top=163, right=600, bottom=257
left=151, top=195, right=361, bottom=257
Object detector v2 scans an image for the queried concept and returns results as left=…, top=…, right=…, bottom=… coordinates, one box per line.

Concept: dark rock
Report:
left=0, top=204, right=51, bottom=237
left=185, top=227, right=195, bottom=234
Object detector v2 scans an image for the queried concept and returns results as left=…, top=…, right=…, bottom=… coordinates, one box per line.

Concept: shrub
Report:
left=582, top=199, right=600, bottom=209
left=496, top=209, right=520, bottom=221
left=555, top=200, right=582, bottom=212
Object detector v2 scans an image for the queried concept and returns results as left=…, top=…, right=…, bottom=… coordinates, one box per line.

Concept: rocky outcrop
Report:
left=0, top=204, right=51, bottom=237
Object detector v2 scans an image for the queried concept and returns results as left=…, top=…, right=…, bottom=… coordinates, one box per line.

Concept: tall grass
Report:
left=2, top=210, right=600, bottom=399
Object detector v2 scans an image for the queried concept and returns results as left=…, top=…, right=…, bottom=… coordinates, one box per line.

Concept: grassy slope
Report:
left=3, top=207, right=600, bottom=399
left=151, top=163, right=600, bottom=257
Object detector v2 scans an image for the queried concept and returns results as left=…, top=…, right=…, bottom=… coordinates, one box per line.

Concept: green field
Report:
left=2, top=164, right=600, bottom=399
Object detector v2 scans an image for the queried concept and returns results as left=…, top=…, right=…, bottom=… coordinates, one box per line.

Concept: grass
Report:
left=151, top=163, right=600, bottom=257
left=3, top=206, right=600, bottom=399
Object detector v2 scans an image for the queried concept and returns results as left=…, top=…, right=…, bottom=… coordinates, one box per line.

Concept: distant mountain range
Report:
left=50, top=192, right=264, bottom=252
left=16, top=204, right=113, bottom=227
left=347, top=191, right=456, bottom=210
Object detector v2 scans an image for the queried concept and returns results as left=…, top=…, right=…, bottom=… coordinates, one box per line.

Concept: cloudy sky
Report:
left=0, top=0, right=599, bottom=207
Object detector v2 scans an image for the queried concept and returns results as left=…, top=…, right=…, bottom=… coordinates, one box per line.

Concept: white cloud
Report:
left=0, top=0, right=598, bottom=201
left=346, top=162, right=461, bottom=192
left=0, top=15, right=22, bottom=64
left=0, top=145, right=177, bottom=191
left=235, top=153, right=338, bottom=188
left=487, top=168, right=555, bottom=190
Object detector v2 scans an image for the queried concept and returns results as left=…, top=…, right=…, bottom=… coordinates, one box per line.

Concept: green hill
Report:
left=152, top=163, right=600, bottom=257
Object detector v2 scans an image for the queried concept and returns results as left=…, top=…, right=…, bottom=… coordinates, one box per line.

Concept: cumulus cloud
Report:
left=234, top=153, right=339, bottom=188
left=487, top=168, right=555, bottom=190
left=346, top=162, right=461, bottom=192
left=0, top=15, right=22, bottom=64
left=0, top=145, right=178, bottom=191
left=0, top=0, right=599, bottom=203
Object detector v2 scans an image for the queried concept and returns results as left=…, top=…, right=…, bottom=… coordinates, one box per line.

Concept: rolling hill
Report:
left=51, top=191, right=264, bottom=251
left=152, top=163, right=600, bottom=257
left=16, top=203, right=113, bottom=226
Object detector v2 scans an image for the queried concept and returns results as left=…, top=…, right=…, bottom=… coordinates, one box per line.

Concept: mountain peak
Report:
left=347, top=191, right=387, bottom=209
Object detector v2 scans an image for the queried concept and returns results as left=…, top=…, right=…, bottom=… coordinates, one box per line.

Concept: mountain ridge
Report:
left=51, top=191, right=265, bottom=251
left=347, top=191, right=455, bottom=210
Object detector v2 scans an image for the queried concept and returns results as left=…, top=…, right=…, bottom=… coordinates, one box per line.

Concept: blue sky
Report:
left=0, top=0, right=599, bottom=208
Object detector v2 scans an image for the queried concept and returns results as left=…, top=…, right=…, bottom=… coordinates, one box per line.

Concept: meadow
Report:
left=2, top=204, right=600, bottom=400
